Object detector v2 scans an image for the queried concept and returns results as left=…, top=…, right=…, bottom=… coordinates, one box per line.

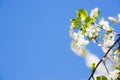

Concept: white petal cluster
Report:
left=99, top=18, right=110, bottom=30
left=102, top=33, right=115, bottom=47
left=118, top=14, right=120, bottom=21
left=90, top=8, right=99, bottom=18
left=112, top=50, right=120, bottom=67
left=108, top=17, right=118, bottom=23
left=85, top=25, right=100, bottom=38
left=108, top=14, right=120, bottom=23
left=70, top=29, right=89, bottom=56
left=109, top=70, right=120, bottom=79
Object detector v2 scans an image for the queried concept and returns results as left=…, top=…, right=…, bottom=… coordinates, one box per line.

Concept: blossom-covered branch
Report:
left=88, top=37, right=120, bottom=80
left=69, top=8, right=120, bottom=80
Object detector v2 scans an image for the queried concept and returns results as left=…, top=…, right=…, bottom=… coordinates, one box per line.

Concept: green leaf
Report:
left=98, top=10, right=100, bottom=17
left=85, top=17, right=95, bottom=23
left=96, top=76, right=108, bottom=80
left=84, top=23, right=90, bottom=28
left=85, top=17, right=93, bottom=23
left=75, top=18, right=81, bottom=23
left=90, top=63, right=96, bottom=69
left=76, top=9, right=88, bottom=18
left=70, top=18, right=81, bottom=28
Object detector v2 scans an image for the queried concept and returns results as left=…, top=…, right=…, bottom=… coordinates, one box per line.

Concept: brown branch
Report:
left=88, top=37, right=120, bottom=80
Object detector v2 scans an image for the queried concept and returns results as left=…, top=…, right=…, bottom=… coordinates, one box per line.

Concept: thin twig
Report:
left=103, top=61, right=109, bottom=74
left=88, top=37, right=120, bottom=80
left=103, top=61, right=113, bottom=80
left=92, top=76, right=95, bottom=80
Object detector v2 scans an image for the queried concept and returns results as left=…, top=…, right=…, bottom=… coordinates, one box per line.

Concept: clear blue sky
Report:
left=0, top=0, right=120, bottom=80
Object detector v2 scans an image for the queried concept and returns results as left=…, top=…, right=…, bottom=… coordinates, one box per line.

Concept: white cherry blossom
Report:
left=85, top=26, right=94, bottom=38
left=99, top=18, right=110, bottom=30
left=85, top=25, right=100, bottom=38
left=90, top=8, right=99, bottom=18
left=71, top=41, right=88, bottom=56
left=108, top=16, right=118, bottom=23
left=118, top=14, right=120, bottom=22
left=109, top=70, right=120, bottom=80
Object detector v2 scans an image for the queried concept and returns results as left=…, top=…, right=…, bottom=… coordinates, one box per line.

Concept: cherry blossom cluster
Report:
left=69, top=8, right=120, bottom=79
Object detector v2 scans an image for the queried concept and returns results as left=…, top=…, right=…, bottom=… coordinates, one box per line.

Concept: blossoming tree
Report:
left=69, top=8, right=120, bottom=80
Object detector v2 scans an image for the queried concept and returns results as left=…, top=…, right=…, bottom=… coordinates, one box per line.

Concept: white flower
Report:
left=99, top=18, right=110, bottom=30
left=94, top=26, right=100, bottom=36
left=71, top=41, right=88, bottom=56
left=100, top=33, right=115, bottom=54
left=77, top=31, right=84, bottom=39
left=85, top=25, right=100, bottom=38
left=102, top=33, right=116, bottom=47
left=112, top=50, right=120, bottom=67
left=69, top=24, right=74, bottom=38
left=103, top=40, right=114, bottom=47
left=78, top=38, right=89, bottom=46
left=109, top=70, right=120, bottom=79
left=72, top=32, right=78, bottom=40
left=104, top=33, right=116, bottom=41
left=70, top=31, right=89, bottom=56
left=94, top=26, right=100, bottom=32
left=90, top=8, right=99, bottom=18
left=118, top=14, right=120, bottom=22
left=75, top=34, right=89, bottom=46
left=108, top=16, right=118, bottom=23
left=85, top=27, right=94, bottom=37
left=108, top=14, right=120, bottom=23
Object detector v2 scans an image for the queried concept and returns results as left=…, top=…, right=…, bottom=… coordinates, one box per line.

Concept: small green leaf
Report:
left=98, top=10, right=100, bottom=17
left=76, top=9, right=88, bottom=18
left=84, top=23, right=90, bottom=28
left=75, top=18, right=81, bottom=23
left=70, top=18, right=81, bottom=28
left=90, top=63, right=96, bottom=69
left=85, top=17, right=93, bottom=23
left=96, top=76, right=108, bottom=80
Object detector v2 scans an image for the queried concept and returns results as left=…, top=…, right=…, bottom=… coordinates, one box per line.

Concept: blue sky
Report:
left=0, top=0, right=120, bottom=80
